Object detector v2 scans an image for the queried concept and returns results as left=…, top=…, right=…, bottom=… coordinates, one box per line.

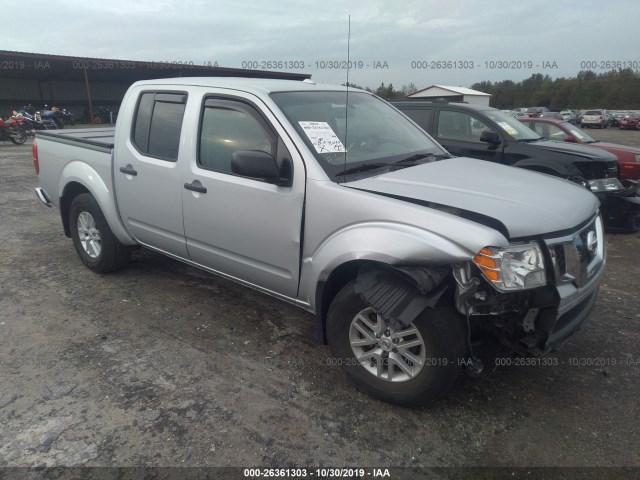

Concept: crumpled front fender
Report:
left=299, top=221, right=506, bottom=312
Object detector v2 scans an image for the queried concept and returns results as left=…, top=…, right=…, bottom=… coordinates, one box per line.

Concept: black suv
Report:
left=391, top=100, right=640, bottom=231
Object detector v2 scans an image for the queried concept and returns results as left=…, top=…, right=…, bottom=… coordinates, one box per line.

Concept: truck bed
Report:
left=36, top=127, right=115, bottom=153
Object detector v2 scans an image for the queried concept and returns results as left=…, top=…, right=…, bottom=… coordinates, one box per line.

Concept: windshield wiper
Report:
left=335, top=162, right=389, bottom=177
left=391, top=153, right=450, bottom=170
left=516, top=138, right=542, bottom=142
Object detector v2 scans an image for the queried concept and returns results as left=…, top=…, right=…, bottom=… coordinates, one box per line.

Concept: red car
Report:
left=519, top=117, right=640, bottom=180
left=619, top=113, right=640, bottom=130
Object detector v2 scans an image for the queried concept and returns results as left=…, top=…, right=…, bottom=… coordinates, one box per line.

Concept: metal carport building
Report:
left=0, top=50, right=310, bottom=122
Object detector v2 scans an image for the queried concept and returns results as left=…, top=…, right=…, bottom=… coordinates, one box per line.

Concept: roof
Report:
left=131, top=77, right=358, bottom=94
left=0, top=50, right=310, bottom=83
left=407, top=85, right=491, bottom=97
left=391, top=100, right=495, bottom=111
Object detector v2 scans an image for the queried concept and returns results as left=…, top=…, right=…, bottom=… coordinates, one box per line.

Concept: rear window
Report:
left=132, top=92, right=187, bottom=161
left=584, top=110, right=602, bottom=115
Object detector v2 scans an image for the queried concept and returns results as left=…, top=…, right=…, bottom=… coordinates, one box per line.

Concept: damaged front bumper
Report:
left=455, top=216, right=605, bottom=356
left=597, top=179, right=640, bottom=232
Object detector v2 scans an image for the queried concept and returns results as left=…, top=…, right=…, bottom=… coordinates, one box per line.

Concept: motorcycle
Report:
left=8, top=112, right=37, bottom=137
left=0, top=117, right=27, bottom=144
left=17, top=107, right=58, bottom=131
left=59, top=108, right=74, bottom=126
left=41, top=105, right=64, bottom=129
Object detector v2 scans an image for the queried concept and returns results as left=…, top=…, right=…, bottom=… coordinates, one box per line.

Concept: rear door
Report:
left=114, top=90, right=188, bottom=258
left=181, top=92, right=305, bottom=297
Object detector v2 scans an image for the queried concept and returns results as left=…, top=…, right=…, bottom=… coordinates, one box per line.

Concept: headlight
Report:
left=473, top=243, right=546, bottom=291
left=588, top=178, right=624, bottom=192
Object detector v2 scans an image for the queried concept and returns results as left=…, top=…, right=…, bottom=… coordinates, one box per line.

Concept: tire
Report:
left=54, top=118, right=64, bottom=129
left=69, top=193, right=130, bottom=273
left=326, top=280, right=467, bottom=407
left=8, top=127, right=27, bottom=145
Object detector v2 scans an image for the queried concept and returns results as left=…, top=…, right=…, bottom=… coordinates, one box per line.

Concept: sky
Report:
left=2, top=0, right=639, bottom=91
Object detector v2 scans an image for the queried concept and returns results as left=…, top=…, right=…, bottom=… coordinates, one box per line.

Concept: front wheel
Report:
left=69, top=193, right=130, bottom=273
left=326, top=280, right=467, bottom=406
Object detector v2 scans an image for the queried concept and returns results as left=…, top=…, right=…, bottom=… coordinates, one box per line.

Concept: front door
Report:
left=181, top=95, right=304, bottom=297
left=434, top=109, right=503, bottom=163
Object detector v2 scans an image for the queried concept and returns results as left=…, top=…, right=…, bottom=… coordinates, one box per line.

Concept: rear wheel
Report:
left=69, top=193, right=130, bottom=273
left=326, top=280, right=466, bottom=406
left=8, top=127, right=27, bottom=145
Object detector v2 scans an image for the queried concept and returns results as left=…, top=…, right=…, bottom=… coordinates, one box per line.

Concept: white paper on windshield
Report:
left=298, top=121, right=346, bottom=153
left=572, top=130, right=584, bottom=139
left=497, top=121, right=518, bottom=136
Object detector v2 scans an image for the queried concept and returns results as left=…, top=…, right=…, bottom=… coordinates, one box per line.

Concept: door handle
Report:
left=184, top=180, right=207, bottom=194
left=119, top=165, right=137, bottom=176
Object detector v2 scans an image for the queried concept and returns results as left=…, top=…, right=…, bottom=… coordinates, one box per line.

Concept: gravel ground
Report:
left=0, top=127, right=639, bottom=477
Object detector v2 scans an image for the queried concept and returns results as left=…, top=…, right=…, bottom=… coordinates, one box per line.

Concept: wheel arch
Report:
left=58, top=161, right=136, bottom=246
left=313, top=259, right=457, bottom=345
left=60, top=181, right=90, bottom=237
left=314, top=259, right=369, bottom=344
left=305, top=222, right=502, bottom=344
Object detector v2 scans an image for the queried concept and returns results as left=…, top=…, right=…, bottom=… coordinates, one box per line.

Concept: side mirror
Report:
left=480, top=130, right=501, bottom=145
left=231, top=150, right=288, bottom=186
left=563, top=135, right=576, bottom=143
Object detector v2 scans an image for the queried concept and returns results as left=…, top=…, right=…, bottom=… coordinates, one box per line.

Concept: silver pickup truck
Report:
left=34, top=77, right=605, bottom=406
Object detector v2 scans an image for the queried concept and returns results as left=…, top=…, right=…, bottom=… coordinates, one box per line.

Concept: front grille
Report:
left=546, top=217, right=604, bottom=288
left=553, top=244, right=566, bottom=277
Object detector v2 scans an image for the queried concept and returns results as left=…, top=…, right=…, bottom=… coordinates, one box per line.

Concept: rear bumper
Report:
left=35, top=187, right=52, bottom=207
left=582, top=120, right=605, bottom=127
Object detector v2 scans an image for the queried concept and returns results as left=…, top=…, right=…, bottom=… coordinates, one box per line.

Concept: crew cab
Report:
left=392, top=100, right=640, bottom=231
left=34, top=78, right=605, bottom=406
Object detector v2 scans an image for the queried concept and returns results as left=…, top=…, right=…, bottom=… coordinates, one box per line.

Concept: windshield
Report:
left=270, top=91, right=445, bottom=179
left=484, top=109, right=541, bottom=141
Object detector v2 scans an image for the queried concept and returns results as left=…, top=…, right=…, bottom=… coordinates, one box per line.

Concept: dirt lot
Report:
left=0, top=127, right=639, bottom=476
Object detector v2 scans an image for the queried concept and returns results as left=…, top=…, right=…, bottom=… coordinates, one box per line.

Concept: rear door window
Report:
left=132, top=92, right=187, bottom=161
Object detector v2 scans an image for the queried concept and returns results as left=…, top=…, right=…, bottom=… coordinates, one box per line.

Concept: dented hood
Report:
left=346, top=157, right=599, bottom=239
